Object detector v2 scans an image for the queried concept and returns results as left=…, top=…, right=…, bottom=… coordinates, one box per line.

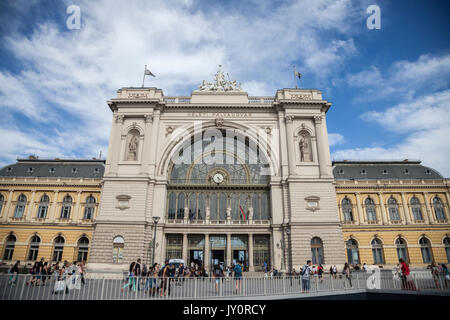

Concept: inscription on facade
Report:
left=187, top=112, right=252, bottom=118
left=127, top=93, right=149, bottom=99
left=290, top=94, right=313, bottom=100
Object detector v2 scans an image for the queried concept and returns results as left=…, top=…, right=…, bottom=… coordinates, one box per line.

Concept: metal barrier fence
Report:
left=1, top=272, right=449, bottom=300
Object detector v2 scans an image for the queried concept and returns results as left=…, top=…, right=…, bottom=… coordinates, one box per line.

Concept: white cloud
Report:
left=333, top=90, right=450, bottom=176
left=328, top=133, right=345, bottom=147
left=0, top=0, right=362, bottom=165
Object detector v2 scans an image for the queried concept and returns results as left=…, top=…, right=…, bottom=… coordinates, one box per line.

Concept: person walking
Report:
left=160, top=261, right=170, bottom=297
left=122, top=261, right=136, bottom=292
left=343, top=263, right=352, bottom=288
left=233, top=261, right=243, bottom=294
left=301, top=260, right=313, bottom=293
left=430, top=261, right=442, bottom=289
left=8, top=261, right=20, bottom=286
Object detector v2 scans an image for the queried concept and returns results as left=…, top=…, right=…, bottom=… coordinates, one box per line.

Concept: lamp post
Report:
left=286, top=228, right=292, bottom=274
left=151, top=216, right=160, bottom=266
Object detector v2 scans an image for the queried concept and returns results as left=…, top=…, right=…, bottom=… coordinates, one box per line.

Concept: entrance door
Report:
left=189, top=249, right=203, bottom=267
left=211, top=250, right=225, bottom=267
left=233, top=250, right=247, bottom=270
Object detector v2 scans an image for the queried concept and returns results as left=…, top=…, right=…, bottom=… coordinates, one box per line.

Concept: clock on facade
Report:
left=213, top=172, right=224, bottom=184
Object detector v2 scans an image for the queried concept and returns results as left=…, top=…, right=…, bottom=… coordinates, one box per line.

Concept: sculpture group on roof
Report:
left=198, top=65, right=243, bottom=92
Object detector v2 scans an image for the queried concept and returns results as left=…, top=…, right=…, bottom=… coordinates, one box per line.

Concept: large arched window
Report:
left=395, top=237, right=409, bottom=263
left=410, top=196, right=423, bottom=221
left=419, top=237, right=433, bottom=264
left=365, top=197, right=377, bottom=222
left=52, top=236, right=65, bottom=262
left=28, top=235, right=41, bottom=261
left=13, top=194, right=27, bottom=218
left=433, top=197, right=446, bottom=221
left=388, top=197, right=400, bottom=221
left=3, top=234, right=16, bottom=260
left=37, top=194, right=49, bottom=219
left=167, top=130, right=271, bottom=223
left=311, top=237, right=324, bottom=264
left=444, top=237, right=450, bottom=263
left=112, top=236, right=124, bottom=263
left=167, top=192, right=176, bottom=219
left=342, top=198, right=353, bottom=222
left=0, top=194, right=4, bottom=215
left=60, top=195, right=72, bottom=219
left=346, top=239, right=360, bottom=265
left=371, top=238, right=385, bottom=264
left=77, top=237, right=89, bottom=262
left=83, top=196, right=96, bottom=220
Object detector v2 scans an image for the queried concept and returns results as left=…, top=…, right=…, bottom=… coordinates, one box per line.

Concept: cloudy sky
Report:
left=0, top=0, right=449, bottom=176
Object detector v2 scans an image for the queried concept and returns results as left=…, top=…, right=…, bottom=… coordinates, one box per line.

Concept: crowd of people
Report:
left=121, top=259, right=245, bottom=296
left=6, top=257, right=449, bottom=296
left=7, top=258, right=87, bottom=294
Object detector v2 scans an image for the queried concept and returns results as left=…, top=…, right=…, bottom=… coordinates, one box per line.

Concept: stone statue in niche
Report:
left=127, top=132, right=139, bottom=161
left=299, top=131, right=312, bottom=162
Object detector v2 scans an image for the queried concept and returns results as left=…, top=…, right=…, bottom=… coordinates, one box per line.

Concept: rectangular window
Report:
left=37, top=206, right=48, bottom=219
left=84, top=207, right=94, bottom=220
left=60, top=206, right=71, bottom=219
left=14, top=205, right=25, bottom=218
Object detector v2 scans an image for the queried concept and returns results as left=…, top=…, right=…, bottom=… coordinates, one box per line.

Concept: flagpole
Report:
left=142, top=64, right=147, bottom=88
left=293, top=65, right=298, bottom=89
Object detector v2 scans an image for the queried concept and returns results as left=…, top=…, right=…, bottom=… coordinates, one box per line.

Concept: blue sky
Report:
left=0, top=0, right=449, bottom=176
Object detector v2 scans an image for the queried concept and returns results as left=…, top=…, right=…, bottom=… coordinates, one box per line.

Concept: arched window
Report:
left=410, top=196, right=423, bottom=221
left=3, top=234, right=16, bottom=260
left=167, top=192, right=176, bottom=219
left=444, top=237, right=450, bottom=263
left=365, top=197, right=377, bottom=222
left=219, top=193, right=227, bottom=220
left=176, top=193, right=185, bottom=219
left=371, top=238, right=385, bottom=264
left=198, top=193, right=206, bottom=220
left=28, top=235, right=41, bottom=261
left=52, top=236, right=65, bottom=262
left=112, top=236, right=124, bottom=263
left=77, top=237, right=89, bottom=262
left=342, top=198, right=353, bottom=222
left=346, top=239, right=360, bottom=265
left=0, top=194, right=4, bottom=215
left=60, top=195, right=72, bottom=219
left=210, top=193, right=218, bottom=220
left=311, top=237, right=324, bottom=264
left=395, top=237, right=409, bottom=263
left=433, top=197, right=446, bottom=221
left=189, top=193, right=197, bottom=220
left=419, top=237, right=433, bottom=264
left=37, top=194, right=49, bottom=219
left=14, top=194, right=27, bottom=218
left=83, top=196, right=96, bottom=220
left=388, top=197, right=400, bottom=221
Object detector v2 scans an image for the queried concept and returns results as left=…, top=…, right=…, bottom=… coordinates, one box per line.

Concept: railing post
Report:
left=283, top=276, right=286, bottom=295
left=331, top=274, right=334, bottom=291
left=194, top=276, right=197, bottom=299
left=100, top=276, right=105, bottom=300
left=264, top=276, right=266, bottom=295
left=19, top=275, right=26, bottom=300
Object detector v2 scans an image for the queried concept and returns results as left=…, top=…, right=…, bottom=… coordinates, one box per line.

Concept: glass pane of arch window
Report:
left=410, top=196, right=423, bottom=221
left=365, top=197, right=377, bottom=221
left=433, top=197, right=446, bottom=221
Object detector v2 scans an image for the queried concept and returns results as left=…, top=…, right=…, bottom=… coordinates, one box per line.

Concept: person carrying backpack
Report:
left=213, top=263, right=223, bottom=293
left=301, top=260, right=312, bottom=293
left=233, top=262, right=243, bottom=293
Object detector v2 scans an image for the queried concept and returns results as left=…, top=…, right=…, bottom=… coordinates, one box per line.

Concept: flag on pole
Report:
left=142, top=64, right=155, bottom=87
left=294, top=70, right=302, bottom=79
left=145, top=67, right=155, bottom=77
left=239, top=205, right=246, bottom=221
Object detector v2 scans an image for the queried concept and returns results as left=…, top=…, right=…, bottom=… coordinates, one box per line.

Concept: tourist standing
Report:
left=234, top=261, right=243, bottom=294
left=442, top=264, right=449, bottom=289
left=8, top=261, right=20, bottom=286
left=301, top=260, right=313, bottom=293
left=343, top=263, right=352, bottom=288
left=213, top=263, right=223, bottom=294
left=399, top=258, right=416, bottom=290
left=317, top=264, right=324, bottom=283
